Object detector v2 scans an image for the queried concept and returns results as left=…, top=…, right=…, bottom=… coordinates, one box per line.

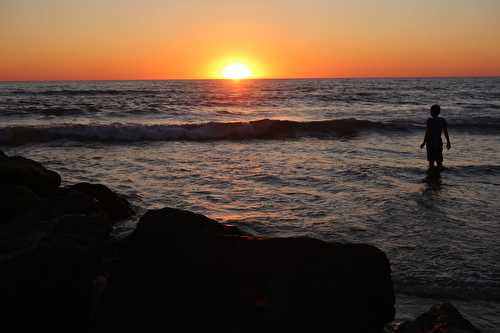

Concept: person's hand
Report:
left=420, top=143, right=425, bottom=149
left=446, top=142, right=451, bottom=150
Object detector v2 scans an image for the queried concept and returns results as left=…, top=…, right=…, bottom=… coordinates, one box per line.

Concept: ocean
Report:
left=1, top=78, right=499, bottom=331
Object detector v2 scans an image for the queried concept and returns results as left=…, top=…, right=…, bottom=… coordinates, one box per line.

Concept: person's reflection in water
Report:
left=423, top=167, right=442, bottom=192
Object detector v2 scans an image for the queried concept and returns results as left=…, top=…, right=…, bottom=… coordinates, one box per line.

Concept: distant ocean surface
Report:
left=1, top=78, right=499, bottom=331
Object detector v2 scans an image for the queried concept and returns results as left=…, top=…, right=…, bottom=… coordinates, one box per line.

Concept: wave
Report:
left=389, top=117, right=500, bottom=133
left=1, top=117, right=499, bottom=146
left=447, top=116, right=500, bottom=132
left=0, top=119, right=390, bottom=145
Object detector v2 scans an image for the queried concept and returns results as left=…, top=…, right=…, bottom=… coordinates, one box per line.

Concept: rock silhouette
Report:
left=94, top=207, right=395, bottom=333
left=396, top=303, right=481, bottom=333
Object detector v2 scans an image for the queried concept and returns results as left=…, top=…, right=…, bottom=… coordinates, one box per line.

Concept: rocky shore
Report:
left=0, top=151, right=482, bottom=332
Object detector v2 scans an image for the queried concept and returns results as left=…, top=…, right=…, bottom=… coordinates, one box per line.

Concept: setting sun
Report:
left=222, top=63, right=252, bottom=80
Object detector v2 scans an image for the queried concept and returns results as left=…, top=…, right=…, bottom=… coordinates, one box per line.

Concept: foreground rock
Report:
left=94, top=207, right=395, bottom=333
left=396, top=303, right=481, bottom=333
left=0, top=152, right=134, bottom=333
left=0, top=152, right=134, bottom=225
left=2, top=213, right=112, bottom=333
left=0, top=185, right=44, bottom=222
left=70, top=182, right=134, bottom=220
left=0, top=153, right=61, bottom=194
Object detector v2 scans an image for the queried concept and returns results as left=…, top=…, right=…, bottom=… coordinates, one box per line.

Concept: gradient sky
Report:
left=1, top=0, right=500, bottom=80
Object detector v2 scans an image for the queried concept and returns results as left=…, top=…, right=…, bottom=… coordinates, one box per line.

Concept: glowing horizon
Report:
left=1, top=1, right=500, bottom=81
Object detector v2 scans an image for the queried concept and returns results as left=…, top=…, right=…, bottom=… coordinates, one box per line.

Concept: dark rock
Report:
left=49, top=187, right=105, bottom=219
left=0, top=209, right=47, bottom=257
left=396, top=303, right=481, bottom=333
left=0, top=150, right=7, bottom=159
left=42, top=214, right=113, bottom=251
left=93, top=208, right=251, bottom=332
left=130, top=206, right=245, bottom=239
left=1, top=213, right=113, bottom=333
left=70, top=182, right=134, bottom=220
left=0, top=155, right=61, bottom=194
left=0, top=185, right=43, bottom=223
left=0, top=154, right=121, bottom=333
left=241, top=237, right=395, bottom=332
left=94, top=207, right=394, bottom=333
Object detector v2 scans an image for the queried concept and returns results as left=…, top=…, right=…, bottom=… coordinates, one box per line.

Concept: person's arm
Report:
left=444, top=120, right=451, bottom=149
left=420, top=121, right=429, bottom=149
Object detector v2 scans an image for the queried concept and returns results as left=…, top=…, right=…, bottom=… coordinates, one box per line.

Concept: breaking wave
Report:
left=0, top=119, right=391, bottom=145
left=0, top=117, right=499, bottom=146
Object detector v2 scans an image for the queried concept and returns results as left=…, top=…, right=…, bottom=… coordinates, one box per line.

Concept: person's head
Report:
left=430, top=104, right=441, bottom=118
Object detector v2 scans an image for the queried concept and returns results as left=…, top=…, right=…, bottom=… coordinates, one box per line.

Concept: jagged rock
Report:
left=0, top=153, right=61, bottom=194
left=94, top=207, right=394, bottom=333
left=70, top=183, right=134, bottom=220
left=396, top=303, right=481, bottom=333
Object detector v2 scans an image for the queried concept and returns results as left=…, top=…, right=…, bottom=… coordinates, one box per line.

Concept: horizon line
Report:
left=1, top=75, right=500, bottom=82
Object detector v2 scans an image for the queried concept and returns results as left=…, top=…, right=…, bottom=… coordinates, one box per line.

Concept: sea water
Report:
left=1, top=78, right=499, bottom=331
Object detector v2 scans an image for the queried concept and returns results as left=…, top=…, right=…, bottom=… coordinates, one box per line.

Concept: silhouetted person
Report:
left=420, top=104, right=451, bottom=169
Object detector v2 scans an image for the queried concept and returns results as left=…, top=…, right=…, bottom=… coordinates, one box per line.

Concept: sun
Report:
left=222, top=63, right=252, bottom=80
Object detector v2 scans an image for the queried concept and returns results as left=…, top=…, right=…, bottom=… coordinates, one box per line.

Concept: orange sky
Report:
left=1, top=0, right=500, bottom=80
